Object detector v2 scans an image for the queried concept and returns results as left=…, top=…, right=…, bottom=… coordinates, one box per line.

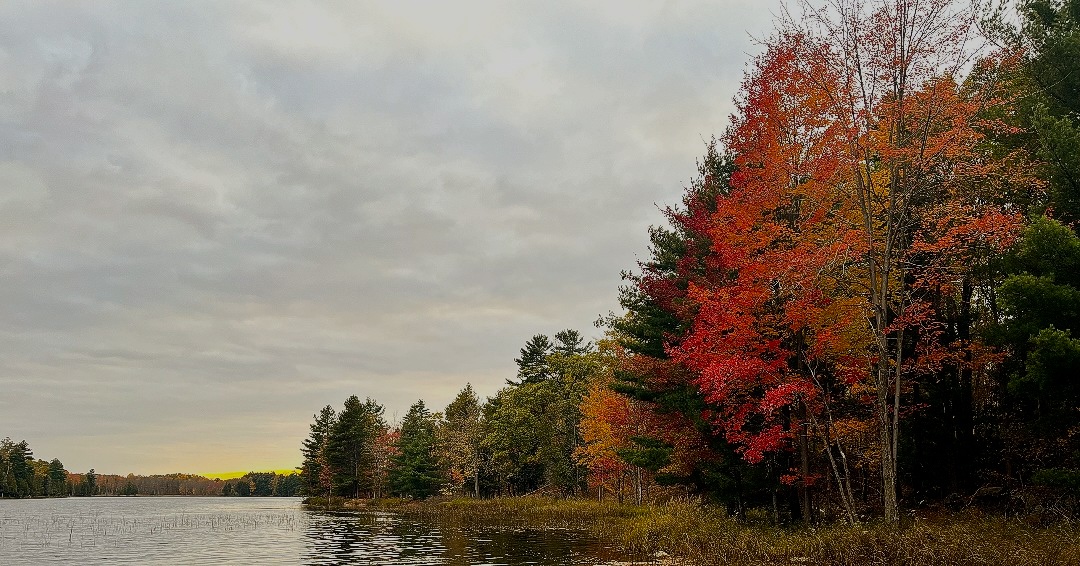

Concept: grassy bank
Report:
left=306, top=495, right=1080, bottom=565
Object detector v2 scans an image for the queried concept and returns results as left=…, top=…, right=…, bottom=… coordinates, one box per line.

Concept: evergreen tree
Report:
left=989, top=217, right=1080, bottom=477
left=1, top=439, right=36, bottom=498
left=0, top=444, right=11, bottom=498
left=300, top=405, right=336, bottom=496
left=274, top=473, right=302, bottom=497
left=85, top=469, right=97, bottom=496
left=46, top=459, right=66, bottom=497
left=1016, top=0, right=1080, bottom=223
left=510, top=334, right=553, bottom=385
left=326, top=396, right=385, bottom=498
left=553, top=329, right=590, bottom=356
left=390, top=400, right=443, bottom=499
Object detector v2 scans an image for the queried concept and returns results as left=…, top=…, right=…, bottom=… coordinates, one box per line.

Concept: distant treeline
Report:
left=220, top=472, right=302, bottom=497
left=1, top=437, right=300, bottom=498
left=92, top=471, right=300, bottom=497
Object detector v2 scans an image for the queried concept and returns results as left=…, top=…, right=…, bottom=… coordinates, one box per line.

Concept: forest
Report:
left=299, top=0, right=1080, bottom=524
left=0, top=437, right=300, bottom=498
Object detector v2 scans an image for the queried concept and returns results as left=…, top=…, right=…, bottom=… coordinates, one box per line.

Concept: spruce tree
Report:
left=390, top=400, right=443, bottom=499
left=301, top=405, right=336, bottom=496
left=47, top=459, right=65, bottom=497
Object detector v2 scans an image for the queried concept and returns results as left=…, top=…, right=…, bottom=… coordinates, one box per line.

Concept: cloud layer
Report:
left=0, top=1, right=781, bottom=474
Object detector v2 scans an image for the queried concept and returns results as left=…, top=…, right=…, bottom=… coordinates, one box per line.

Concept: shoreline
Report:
left=301, top=495, right=1080, bottom=566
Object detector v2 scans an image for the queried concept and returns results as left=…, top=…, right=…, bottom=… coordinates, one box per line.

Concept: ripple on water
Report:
left=0, top=498, right=643, bottom=565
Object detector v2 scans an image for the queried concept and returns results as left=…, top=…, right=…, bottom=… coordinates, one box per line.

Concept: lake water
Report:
left=0, top=497, right=642, bottom=565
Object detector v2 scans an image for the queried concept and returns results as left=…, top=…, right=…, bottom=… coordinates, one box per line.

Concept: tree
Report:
left=992, top=216, right=1080, bottom=476
left=605, top=0, right=1037, bottom=524
left=510, top=334, right=554, bottom=385
left=47, top=459, right=66, bottom=497
left=554, top=329, right=590, bottom=356
left=482, top=385, right=548, bottom=495
left=0, top=447, right=10, bottom=497
left=437, top=384, right=484, bottom=496
left=31, top=459, right=49, bottom=496
left=768, top=0, right=1036, bottom=523
left=607, top=141, right=777, bottom=514
left=85, top=469, right=97, bottom=496
left=325, top=396, right=385, bottom=498
left=969, top=0, right=1080, bottom=494
left=673, top=28, right=855, bottom=522
left=300, top=405, right=336, bottom=496
left=543, top=341, right=601, bottom=494
left=483, top=335, right=601, bottom=497
left=390, top=400, right=443, bottom=499
left=578, top=373, right=660, bottom=503
left=274, top=473, right=302, bottom=497
left=317, top=435, right=333, bottom=505
left=1005, top=0, right=1080, bottom=223
left=369, top=427, right=397, bottom=499
left=1, top=439, right=36, bottom=498
left=246, top=472, right=274, bottom=496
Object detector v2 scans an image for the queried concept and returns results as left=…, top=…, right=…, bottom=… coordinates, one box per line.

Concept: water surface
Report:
left=0, top=497, right=638, bottom=565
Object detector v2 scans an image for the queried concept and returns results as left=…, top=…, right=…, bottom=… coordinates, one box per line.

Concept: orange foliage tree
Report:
left=668, top=0, right=1039, bottom=523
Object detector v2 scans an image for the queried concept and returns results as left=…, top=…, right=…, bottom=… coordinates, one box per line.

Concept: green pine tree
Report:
left=390, top=400, right=443, bottom=499
left=300, top=405, right=336, bottom=496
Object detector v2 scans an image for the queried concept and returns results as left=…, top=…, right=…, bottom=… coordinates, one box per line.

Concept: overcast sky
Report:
left=0, top=0, right=784, bottom=475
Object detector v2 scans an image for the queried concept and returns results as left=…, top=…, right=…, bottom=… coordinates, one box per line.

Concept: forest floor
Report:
left=305, top=495, right=1080, bottom=566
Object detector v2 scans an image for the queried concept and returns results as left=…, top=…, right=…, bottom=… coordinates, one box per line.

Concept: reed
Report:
left=368, top=496, right=1080, bottom=566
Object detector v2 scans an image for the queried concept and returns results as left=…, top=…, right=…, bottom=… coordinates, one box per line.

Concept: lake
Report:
left=0, top=497, right=643, bottom=565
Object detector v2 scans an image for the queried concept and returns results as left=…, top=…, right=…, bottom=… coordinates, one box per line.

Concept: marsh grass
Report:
left=346, top=496, right=1080, bottom=565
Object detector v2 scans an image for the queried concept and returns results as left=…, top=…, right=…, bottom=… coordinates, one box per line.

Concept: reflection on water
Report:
left=0, top=497, right=638, bottom=565
left=303, top=510, right=630, bottom=565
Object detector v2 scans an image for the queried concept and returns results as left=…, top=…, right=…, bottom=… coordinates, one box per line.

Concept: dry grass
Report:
left=361, top=496, right=1080, bottom=565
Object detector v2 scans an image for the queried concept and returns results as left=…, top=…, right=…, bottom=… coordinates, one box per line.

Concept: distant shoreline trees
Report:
left=1, top=437, right=302, bottom=498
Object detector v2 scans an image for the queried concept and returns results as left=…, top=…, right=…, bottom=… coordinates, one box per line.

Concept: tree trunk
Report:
left=635, top=467, right=642, bottom=505
left=878, top=358, right=900, bottom=524
left=797, top=401, right=812, bottom=522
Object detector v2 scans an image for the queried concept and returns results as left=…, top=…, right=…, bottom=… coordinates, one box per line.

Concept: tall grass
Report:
left=369, top=496, right=1080, bottom=565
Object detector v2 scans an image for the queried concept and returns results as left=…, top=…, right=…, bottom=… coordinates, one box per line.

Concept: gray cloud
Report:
left=0, top=0, right=782, bottom=474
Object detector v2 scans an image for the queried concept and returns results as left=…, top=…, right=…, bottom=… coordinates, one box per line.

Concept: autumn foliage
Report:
left=296, top=0, right=1080, bottom=527
left=604, top=0, right=1065, bottom=524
